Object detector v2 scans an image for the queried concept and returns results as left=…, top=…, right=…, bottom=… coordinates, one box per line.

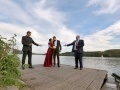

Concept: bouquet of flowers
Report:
left=53, top=46, right=56, bottom=49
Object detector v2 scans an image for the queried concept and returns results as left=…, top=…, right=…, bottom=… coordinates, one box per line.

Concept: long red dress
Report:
left=43, top=42, right=54, bottom=67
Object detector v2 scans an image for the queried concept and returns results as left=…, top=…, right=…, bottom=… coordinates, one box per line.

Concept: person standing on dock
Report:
left=64, top=35, right=84, bottom=70
left=53, top=36, right=62, bottom=67
left=21, top=31, right=42, bottom=70
left=43, top=38, right=54, bottom=67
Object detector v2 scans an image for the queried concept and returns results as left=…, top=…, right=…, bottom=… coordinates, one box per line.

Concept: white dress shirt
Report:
left=54, top=40, right=57, bottom=46
left=74, top=40, right=79, bottom=50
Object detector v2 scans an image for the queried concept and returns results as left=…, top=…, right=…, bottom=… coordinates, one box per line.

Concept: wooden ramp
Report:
left=20, top=65, right=108, bottom=90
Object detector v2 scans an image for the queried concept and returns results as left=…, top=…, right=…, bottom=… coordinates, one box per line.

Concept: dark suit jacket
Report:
left=22, top=36, right=39, bottom=51
left=54, top=40, right=62, bottom=51
left=67, top=40, right=84, bottom=53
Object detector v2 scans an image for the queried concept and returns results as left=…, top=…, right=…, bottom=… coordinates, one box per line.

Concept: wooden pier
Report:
left=20, top=65, right=108, bottom=90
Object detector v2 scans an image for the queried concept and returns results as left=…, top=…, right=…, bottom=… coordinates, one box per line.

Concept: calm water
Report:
left=18, top=54, right=120, bottom=78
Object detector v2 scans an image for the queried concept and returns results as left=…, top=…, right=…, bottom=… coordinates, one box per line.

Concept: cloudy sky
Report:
left=0, top=0, right=120, bottom=53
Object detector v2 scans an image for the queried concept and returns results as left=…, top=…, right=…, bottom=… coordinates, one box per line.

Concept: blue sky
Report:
left=0, top=0, right=120, bottom=53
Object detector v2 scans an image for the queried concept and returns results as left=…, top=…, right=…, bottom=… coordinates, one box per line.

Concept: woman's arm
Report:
left=48, top=43, right=53, bottom=49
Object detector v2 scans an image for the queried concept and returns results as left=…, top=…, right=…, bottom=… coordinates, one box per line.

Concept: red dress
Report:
left=43, top=42, right=54, bottom=67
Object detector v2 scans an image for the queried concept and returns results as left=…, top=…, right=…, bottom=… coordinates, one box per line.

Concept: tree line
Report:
left=60, top=49, right=120, bottom=57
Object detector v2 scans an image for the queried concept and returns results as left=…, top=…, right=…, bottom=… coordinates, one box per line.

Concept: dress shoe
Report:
left=58, top=66, right=60, bottom=67
left=74, top=67, right=78, bottom=69
left=80, top=67, right=83, bottom=70
left=29, top=66, right=34, bottom=69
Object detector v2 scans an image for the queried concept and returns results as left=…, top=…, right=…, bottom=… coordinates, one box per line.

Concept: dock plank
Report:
left=86, top=70, right=108, bottom=90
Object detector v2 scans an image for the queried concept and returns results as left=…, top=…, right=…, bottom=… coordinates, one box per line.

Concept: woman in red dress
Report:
left=43, top=38, right=54, bottom=67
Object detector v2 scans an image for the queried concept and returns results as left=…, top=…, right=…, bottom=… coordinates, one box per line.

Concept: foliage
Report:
left=0, top=34, right=16, bottom=60
left=103, top=49, right=120, bottom=57
left=60, top=52, right=74, bottom=56
left=61, top=51, right=102, bottom=57
left=83, top=51, right=102, bottom=57
left=0, top=34, right=23, bottom=88
left=0, top=55, right=21, bottom=86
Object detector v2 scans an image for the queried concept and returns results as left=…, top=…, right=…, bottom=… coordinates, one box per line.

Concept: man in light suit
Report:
left=21, top=31, right=42, bottom=70
left=65, top=35, right=84, bottom=70
left=53, top=36, right=62, bottom=67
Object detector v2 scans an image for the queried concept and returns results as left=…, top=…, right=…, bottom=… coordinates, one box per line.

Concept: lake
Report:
left=18, top=54, right=120, bottom=78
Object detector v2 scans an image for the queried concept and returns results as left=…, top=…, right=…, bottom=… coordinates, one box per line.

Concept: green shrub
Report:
left=0, top=34, right=23, bottom=88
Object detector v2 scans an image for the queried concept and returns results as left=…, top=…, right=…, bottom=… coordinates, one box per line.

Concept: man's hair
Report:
left=27, top=31, right=31, bottom=34
left=53, top=36, right=56, bottom=38
left=76, top=35, right=80, bottom=38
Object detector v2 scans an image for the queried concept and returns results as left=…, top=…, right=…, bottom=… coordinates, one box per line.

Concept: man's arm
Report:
left=67, top=41, right=74, bottom=46
left=22, top=36, right=29, bottom=46
left=32, top=38, right=39, bottom=46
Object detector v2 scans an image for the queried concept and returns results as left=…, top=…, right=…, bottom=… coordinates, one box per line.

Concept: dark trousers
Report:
left=22, top=51, right=32, bottom=66
left=74, top=51, right=83, bottom=68
left=53, top=49, right=60, bottom=66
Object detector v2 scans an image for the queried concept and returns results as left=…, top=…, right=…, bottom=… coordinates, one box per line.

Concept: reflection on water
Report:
left=18, top=54, right=120, bottom=78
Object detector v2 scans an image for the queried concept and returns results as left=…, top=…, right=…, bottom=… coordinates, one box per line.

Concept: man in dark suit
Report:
left=53, top=36, right=62, bottom=67
left=21, top=31, right=42, bottom=70
left=65, top=35, right=84, bottom=70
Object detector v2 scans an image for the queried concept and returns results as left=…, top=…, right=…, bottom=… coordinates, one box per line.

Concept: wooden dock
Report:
left=20, top=65, right=108, bottom=90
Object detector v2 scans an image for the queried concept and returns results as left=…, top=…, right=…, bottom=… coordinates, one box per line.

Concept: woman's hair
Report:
left=49, top=38, right=52, bottom=42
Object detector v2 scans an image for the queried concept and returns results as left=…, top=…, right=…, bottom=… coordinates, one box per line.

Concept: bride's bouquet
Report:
left=53, top=46, right=56, bottom=49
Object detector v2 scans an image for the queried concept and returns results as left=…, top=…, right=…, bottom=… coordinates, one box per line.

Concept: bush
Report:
left=0, top=34, right=23, bottom=88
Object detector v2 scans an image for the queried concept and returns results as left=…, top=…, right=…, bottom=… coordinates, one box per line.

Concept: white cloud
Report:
left=84, top=20, right=120, bottom=51
left=87, top=0, right=120, bottom=15
left=32, top=0, right=66, bottom=26
left=0, top=0, right=33, bottom=24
